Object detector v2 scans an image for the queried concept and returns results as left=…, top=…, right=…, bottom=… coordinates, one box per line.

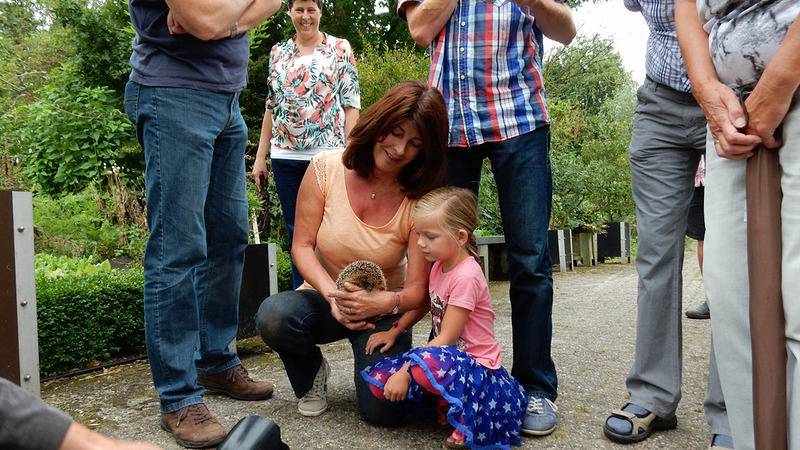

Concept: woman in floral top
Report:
left=253, top=0, right=360, bottom=288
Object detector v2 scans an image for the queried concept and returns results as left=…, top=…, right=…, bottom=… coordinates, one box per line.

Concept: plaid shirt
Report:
left=624, top=0, right=691, bottom=93
left=398, top=0, right=561, bottom=147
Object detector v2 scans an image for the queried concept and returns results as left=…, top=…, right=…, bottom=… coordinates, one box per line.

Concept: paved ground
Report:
left=42, top=247, right=716, bottom=449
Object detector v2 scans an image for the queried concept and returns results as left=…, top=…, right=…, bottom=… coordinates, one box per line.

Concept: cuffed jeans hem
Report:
left=161, top=396, right=205, bottom=414
left=527, top=390, right=557, bottom=402
left=196, top=357, right=242, bottom=377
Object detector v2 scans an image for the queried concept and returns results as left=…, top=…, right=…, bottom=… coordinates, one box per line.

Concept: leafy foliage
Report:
left=51, top=0, right=134, bottom=96
left=14, top=64, right=136, bottom=196
left=36, top=267, right=146, bottom=376
left=35, top=253, right=113, bottom=277
left=33, top=183, right=146, bottom=261
left=546, top=35, right=637, bottom=229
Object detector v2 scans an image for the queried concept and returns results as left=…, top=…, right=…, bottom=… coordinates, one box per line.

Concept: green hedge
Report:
left=36, top=268, right=146, bottom=377
left=35, top=250, right=293, bottom=377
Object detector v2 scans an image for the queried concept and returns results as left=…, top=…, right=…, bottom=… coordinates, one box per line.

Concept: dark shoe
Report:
left=710, top=433, right=734, bottom=449
left=217, top=415, right=290, bottom=450
left=160, top=403, right=226, bottom=449
left=603, top=403, right=677, bottom=444
left=686, top=301, right=711, bottom=320
left=198, top=364, right=274, bottom=401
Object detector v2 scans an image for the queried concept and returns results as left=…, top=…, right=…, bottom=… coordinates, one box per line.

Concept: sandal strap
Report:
left=609, top=408, right=657, bottom=435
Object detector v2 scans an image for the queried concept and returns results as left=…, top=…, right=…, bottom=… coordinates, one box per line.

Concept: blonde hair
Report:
left=413, top=187, right=479, bottom=262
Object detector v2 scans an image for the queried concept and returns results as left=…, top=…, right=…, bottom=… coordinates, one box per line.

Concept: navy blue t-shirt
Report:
left=128, top=0, right=249, bottom=93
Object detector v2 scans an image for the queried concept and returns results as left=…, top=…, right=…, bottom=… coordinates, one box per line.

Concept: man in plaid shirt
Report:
left=398, top=0, right=575, bottom=437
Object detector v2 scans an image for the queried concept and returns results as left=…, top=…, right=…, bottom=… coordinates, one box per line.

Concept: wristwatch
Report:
left=229, top=21, right=239, bottom=37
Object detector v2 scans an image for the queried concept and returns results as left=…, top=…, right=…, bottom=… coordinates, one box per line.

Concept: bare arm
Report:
left=675, top=0, right=760, bottom=159
left=166, top=0, right=281, bottom=41
left=253, top=110, right=273, bottom=192
left=331, top=226, right=431, bottom=324
left=741, top=18, right=800, bottom=149
left=426, top=305, right=470, bottom=347
left=403, top=0, right=458, bottom=48
left=59, top=422, right=163, bottom=450
left=343, top=107, right=359, bottom=143
left=515, top=0, right=576, bottom=45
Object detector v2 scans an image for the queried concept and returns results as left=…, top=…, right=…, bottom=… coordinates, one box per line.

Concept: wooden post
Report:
left=0, top=191, right=39, bottom=395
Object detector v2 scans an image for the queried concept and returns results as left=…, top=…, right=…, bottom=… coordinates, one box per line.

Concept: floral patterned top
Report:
left=266, top=32, right=361, bottom=155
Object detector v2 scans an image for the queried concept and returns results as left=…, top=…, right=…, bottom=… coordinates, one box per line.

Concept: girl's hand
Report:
left=382, top=370, right=411, bottom=402
left=327, top=282, right=393, bottom=322
left=366, top=331, right=397, bottom=355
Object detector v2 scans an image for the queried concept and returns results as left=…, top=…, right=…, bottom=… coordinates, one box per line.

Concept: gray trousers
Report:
left=705, top=93, right=800, bottom=449
left=625, top=78, right=729, bottom=436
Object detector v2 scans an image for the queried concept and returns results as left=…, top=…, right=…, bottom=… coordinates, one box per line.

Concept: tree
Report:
left=545, top=34, right=637, bottom=229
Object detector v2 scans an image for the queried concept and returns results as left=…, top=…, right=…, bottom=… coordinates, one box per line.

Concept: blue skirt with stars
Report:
left=361, top=345, right=526, bottom=450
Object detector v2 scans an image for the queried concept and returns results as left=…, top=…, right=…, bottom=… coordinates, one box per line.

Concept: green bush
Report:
left=36, top=267, right=146, bottom=377
left=356, top=44, right=429, bottom=111
left=276, top=248, right=293, bottom=292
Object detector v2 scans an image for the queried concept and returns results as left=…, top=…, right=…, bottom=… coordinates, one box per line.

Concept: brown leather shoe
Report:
left=198, top=364, right=274, bottom=401
left=160, top=403, right=226, bottom=449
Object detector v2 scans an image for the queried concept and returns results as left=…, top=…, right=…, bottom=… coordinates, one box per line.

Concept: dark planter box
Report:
left=548, top=228, right=574, bottom=273
left=476, top=235, right=509, bottom=281
left=597, top=221, right=632, bottom=263
left=238, top=243, right=278, bottom=339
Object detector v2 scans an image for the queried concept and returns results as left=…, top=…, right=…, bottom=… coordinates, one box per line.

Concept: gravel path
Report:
left=42, top=249, right=716, bottom=449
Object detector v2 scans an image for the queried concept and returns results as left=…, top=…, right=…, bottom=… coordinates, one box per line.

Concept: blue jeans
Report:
left=124, top=81, right=249, bottom=413
left=447, top=127, right=557, bottom=401
left=271, top=158, right=310, bottom=289
left=255, top=289, right=411, bottom=426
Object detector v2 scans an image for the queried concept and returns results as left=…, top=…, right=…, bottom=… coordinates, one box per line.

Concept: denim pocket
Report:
left=123, top=80, right=139, bottom=124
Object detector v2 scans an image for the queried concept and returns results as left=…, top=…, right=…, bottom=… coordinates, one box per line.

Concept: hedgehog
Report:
left=335, top=260, right=387, bottom=292
left=336, top=260, right=387, bottom=323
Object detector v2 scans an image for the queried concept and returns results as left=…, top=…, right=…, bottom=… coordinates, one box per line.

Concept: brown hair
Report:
left=342, top=80, right=448, bottom=199
left=287, top=0, right=322, bottom=10
left=413, top=187, right=479, bottom=262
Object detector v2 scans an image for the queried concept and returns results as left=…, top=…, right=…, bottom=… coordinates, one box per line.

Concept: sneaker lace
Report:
left=303, top=360, right=327, bottom=401
left=527, top=397, right=557, bottom=415
left=176, top=404, right=214, bottom=427
left=230, top=364, right=254, bottom=383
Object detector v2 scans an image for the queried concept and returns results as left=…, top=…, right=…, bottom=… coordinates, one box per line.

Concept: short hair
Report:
left=343, top=80, right=448, bottom=199
left=413, top=187, right=480, bottom=260
left=287, top=0, right=322, bottom=10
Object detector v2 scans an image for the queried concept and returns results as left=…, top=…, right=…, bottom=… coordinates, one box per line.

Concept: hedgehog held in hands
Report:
left=335, top=260, right=387, bottom=292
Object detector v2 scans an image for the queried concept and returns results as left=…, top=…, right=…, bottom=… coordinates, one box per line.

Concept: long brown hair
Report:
left=342, top=80, right=448, bottom=199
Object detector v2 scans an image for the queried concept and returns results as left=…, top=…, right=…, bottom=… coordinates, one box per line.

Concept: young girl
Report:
left=361, top=187, right=526, bottom=449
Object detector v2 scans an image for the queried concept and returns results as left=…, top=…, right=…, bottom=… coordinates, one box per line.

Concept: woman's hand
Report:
left=327, top=296, right=374, bottom=331
left=327, top=282, right=393, bottom=322
left=365, top=330, right=397, bottom=355
left=693, top=79, right=762, bottom=160
left=252, top=157, right=269, bottom=192
left=382, top=370, right=411, bottom=402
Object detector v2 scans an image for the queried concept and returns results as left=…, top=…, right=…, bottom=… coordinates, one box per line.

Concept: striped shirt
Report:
left=624, top=0, right=691, bottom=93
left=398, top=0, right=560, bottom=147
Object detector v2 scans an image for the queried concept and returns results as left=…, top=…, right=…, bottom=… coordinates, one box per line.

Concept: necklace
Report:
left=367, top=177, right=397, bottom=200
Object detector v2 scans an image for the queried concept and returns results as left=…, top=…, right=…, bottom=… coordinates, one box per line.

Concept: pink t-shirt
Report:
left=429, top=257, right=502, bottom=369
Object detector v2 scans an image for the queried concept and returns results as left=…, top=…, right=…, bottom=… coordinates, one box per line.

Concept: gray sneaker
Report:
left=298, top=356, right=330, bottom=417
left=521, top=396, right=558, bottom=436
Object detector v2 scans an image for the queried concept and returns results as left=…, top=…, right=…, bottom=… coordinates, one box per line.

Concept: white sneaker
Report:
left=298, top=356, right=330, bottom=417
